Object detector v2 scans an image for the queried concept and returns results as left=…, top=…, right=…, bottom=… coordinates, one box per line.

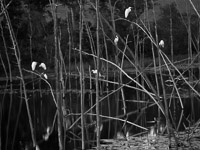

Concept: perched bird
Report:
left=148, top=125, right=157, bottom=137
left=31, top=61, right=37, bottom=71
left=94, top=123, right=103, bottom=133
left=125, top=7, right=132, bottom=18
left=92, top=69, right=102, bottom=77
left=159, top=40, right=164, bottom=48
left=43, top=73, right=48, bottom=79
left=116, top=131, right=126, bottom=140
left=114, top=35, right=119, bottom=45
left=43, top=126, right=51, bottom=141
left=39, top=62, right=47, bottom=70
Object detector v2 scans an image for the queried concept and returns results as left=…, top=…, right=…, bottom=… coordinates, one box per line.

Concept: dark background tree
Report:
left=0, top=0, right=199, bottom=74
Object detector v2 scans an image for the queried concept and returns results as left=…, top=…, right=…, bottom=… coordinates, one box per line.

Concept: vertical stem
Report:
left=169, top=6, right=173, bottom=62
left=58, top=27, right=66, bottom=149
left=50, top=0, right=63, bottom=149
left=67, top=10, right=72, bottom=90
left=109, top=0, right=116, bottom=50
left=89, top=66, right=93, bottom=125
left=79, top=0, right=85, bottom=149
left=149, top=0, right=160, bottom=121
left=198, top=14, right=200, bottom=101
left=108, top=0, right=120, bottom=135
left=169, top=5, right=177, bottom=128
left=12, top=81, right=23, bottom=150
left=99, top=17, right=110, bottom=138
left=187, top=9, right=195, bottom=122
left=120, top=36, right=129, bottom=133
left=96, top=0, right=100, bottom=149
left=135, top=33, right=140, bottom=118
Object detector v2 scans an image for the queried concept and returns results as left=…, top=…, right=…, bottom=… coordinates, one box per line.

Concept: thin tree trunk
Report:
left=50, top=0, right=64, bottom=149
left=79, top=0, right=85, bottom=149
left=96, top=0, right=101, bottom=149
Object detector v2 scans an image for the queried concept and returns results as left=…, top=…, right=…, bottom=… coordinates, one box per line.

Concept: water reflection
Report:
left=0, top=74, right=199, bottom=150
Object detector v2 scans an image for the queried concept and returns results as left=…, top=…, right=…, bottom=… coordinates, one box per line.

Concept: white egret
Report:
left=148, top=126, right=157, bottom=137
left=116, top=131, right=126, bottom=140
left=39, top=62, right=47, bottom=70
left=43, top=73, right=48, bottom=79
left=31, top=61, right=37, bottom=71
left=126, top=131, right=130, bottom=141
left=159, top=40, right=164, bottom=48
left=92, top=69, right=102, bottom=77
left=114, top=35, right=119, bottom=45
left=43, top=126, right=50, bottom=141
left=36, top=145, right=40, bottom=150
left=125, top=7, right=132, bottom=18
left=94, top=123, right=103, bottom=133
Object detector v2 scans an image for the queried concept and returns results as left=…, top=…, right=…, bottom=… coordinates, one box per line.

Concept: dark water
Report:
left=0, top=72, right=200, bottom=150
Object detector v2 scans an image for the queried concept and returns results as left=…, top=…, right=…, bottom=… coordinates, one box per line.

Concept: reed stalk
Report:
left=188, top=0, right=200, bottom=18
left=95, top=0, right=101, bottom=149
left=99, top=16, right=111, bottom=138
left=169, top=4, right=177, bottom=130
left=78, top=0, right=85, bottom=149
left=58, top=28, right=66, bottom=149
left=85, top=22, right=97, bottom=67
left=120, top=36, right=129, bottom=132
left=108, top=0, right=120, bottom=136
left=147, top=0, right=161, bottom=123
left=12, top=81, right=23, bottom=150
left=49, top=0, right=64, bottom=149
left=187, top=7, right=195, bottom=123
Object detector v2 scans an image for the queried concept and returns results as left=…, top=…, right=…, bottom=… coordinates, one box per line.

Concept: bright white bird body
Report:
left=39, top=63, right=47, bottom=70
left=159, top=40, right=164, bottom=48
left=92, top=69, right=102, bottom=77
left=43, top=126, right=50, bottom=141
left=43, top=74, right=48, bottom=79
left=114, top=35, right=119, bottom=45
left=125, top=7, right=132, bottom=18
left=31, top=61, right=37, bottom=71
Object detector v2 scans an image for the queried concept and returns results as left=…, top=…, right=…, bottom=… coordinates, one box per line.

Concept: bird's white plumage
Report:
left=46, top=126, right=50, bottom=134
left=114, top=35, right=119, bottom=45
left=125, top=7, right=132, bottom=18
left=39, top=62, right=47, bottom=70
left=43, top=73, right=48, bottom=79
left=92, top=69, right=102, bottom=77
left=36, top=145, right=40, bottom=150
left=43, top=126, right=50, bottom=141
left=92, top=69, right=97, bottom=74
left=31, top=61, right=37, bottom=71
left=159, top=40, right=164, bottom=48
